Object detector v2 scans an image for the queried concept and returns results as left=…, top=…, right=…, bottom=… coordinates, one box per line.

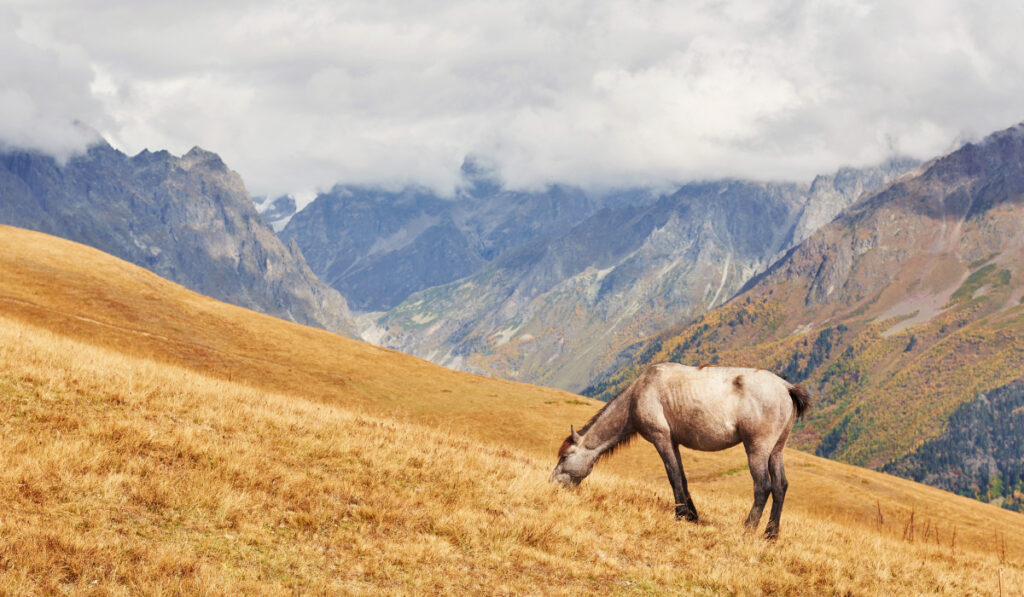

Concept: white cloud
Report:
left=0, top=8, right=104, bottom=159
left=4, top=0, right=1024, bottom=195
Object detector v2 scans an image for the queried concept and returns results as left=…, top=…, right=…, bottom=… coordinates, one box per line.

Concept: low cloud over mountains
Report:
left=6, top=1, right=1024, bottom=198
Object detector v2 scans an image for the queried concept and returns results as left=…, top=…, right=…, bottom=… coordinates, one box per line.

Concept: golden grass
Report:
left=2, top=317, right=1023, bottom=595
left=0, top=226, right=586, bottom=452
left=2, top=225, right=1024, bottom=594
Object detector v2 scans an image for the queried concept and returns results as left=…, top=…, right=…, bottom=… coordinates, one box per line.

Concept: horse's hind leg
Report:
left=743, top=443, right=771, bottom=531
left=764, top=445, right=789, bottom=540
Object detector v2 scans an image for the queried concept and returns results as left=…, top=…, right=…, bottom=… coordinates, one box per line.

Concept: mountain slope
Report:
left=369, top=160, right=916, bottom=391
left=279, top=183, right=618, bottom=313
left=1, top=225, right=1022, bottom=594
left=884, top=376, right=1024, bottom=510
left=0, top=142, right=357, bottom=336
left=587, top=122, right=1024, bottom=507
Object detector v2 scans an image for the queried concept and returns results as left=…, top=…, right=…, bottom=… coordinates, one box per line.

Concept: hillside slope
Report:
left=0, top=143, right=357, bottom=336
left=2, top=225, right=1022, bottom=593
left=587, top=122, right=1024, bottom=508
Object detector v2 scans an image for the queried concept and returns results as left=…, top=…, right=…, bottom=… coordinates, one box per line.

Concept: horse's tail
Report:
left=787, top=384, right=811, bottom=419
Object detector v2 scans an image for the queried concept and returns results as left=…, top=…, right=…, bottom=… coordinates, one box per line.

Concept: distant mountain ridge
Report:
left=0, top=141, right=358, bottom=336
left=278, top=158, right=651, bottom=312
left=342, top=158, right=917, bottom=391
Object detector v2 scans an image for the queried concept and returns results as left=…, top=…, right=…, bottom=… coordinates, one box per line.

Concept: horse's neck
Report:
left=583, top=394, right=634, bottom=455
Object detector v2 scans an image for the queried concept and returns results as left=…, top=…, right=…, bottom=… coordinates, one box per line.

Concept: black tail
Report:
left=788, top=384, right=811, bottom=418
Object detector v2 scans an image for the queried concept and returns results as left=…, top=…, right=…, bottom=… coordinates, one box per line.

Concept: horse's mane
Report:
left=578, top=395, right=619, bottom=435
left=558, top=382, right=637, bottom=459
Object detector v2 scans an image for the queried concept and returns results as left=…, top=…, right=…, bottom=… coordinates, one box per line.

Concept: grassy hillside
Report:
left=2, top=225, right=1024, bottom=594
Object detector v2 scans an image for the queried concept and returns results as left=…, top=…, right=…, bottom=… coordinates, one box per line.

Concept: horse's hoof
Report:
left=675, top=510, right=699, bottom=523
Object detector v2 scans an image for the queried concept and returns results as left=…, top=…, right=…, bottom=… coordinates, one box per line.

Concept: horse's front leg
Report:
left=651, top=437, right=698, bottom=523
left=672, top=443, right=698, bottom=519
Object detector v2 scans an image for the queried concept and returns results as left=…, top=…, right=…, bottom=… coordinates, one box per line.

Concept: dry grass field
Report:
left=2, top=225, right=1024, bottom=594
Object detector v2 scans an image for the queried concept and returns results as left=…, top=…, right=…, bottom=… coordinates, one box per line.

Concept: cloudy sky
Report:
left=3, top=0, right=1024, bottom=199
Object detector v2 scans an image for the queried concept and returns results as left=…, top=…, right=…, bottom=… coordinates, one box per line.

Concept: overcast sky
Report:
left=4, top=0, right=1024, bottom=199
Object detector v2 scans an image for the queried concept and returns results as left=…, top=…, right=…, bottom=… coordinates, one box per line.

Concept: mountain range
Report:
left=0, top=141, right=357, bottom=336
left=308, top=158, right=915, bottom=391
left=277, top=158, right=659, bottom=313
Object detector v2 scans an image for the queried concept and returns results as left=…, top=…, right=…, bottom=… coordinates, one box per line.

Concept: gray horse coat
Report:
left=551, top=363, right=810, bottom=539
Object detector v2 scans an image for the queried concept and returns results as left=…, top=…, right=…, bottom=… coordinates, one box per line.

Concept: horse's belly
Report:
left=672, top=420, right=740, bottom=451
left=675, top=431, right=739, bottom=452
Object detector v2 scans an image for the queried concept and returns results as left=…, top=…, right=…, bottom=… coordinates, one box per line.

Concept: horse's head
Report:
left=549, top=426, right=596, bottom=487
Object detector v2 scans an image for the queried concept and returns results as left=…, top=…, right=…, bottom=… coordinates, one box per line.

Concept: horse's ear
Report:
left=571, top=425, right=582, bottom=444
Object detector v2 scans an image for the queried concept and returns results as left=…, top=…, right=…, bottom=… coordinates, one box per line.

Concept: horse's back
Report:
left=635, top=363, right=794, bottom=450
left=644, top=363, right=788, bottom=399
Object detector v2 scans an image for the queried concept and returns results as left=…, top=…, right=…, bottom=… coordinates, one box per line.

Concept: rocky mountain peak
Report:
left=362, top=159, right=914, bottom=392
left=180, top=146, right=228, bottom=172
left=130, top=148, right=173, bottom=166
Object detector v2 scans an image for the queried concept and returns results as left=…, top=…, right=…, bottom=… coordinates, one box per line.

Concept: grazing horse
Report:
left=550, top=363, right=810, bottom=539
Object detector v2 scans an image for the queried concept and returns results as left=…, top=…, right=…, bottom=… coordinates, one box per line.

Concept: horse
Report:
left=550, top=362, right=810, bottom=539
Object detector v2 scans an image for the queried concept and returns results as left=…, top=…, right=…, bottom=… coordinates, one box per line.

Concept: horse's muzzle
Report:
left=549, top=470, right=581, bottom=487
